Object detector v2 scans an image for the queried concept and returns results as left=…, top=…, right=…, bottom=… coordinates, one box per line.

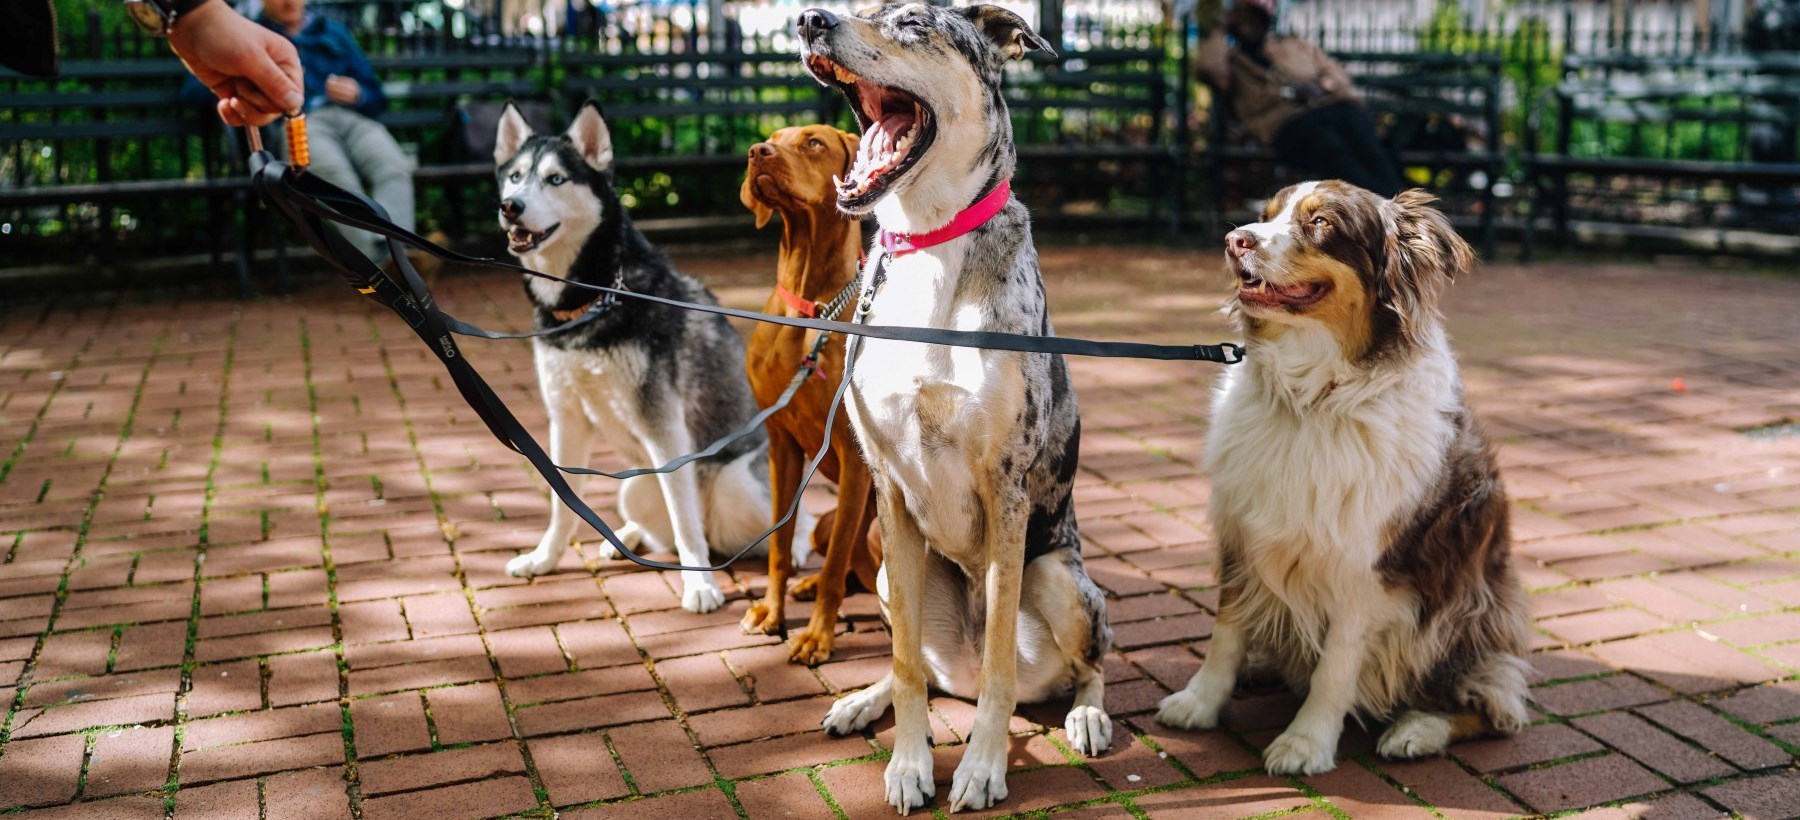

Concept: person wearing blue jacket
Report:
left=186, top=0, right=415, bottom=259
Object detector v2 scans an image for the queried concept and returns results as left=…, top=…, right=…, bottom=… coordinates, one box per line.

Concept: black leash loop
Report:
left=251, top=151, right=847, bottom=574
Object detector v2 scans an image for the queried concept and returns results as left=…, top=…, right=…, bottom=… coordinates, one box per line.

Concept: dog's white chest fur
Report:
left=533, top=341, right=651, bottom=464
left=1207, top=327, right=1459, bottom=636
left=850, top=243, right=1003, bottom=556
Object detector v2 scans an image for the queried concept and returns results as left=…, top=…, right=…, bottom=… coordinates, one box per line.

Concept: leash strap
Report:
left=250, top=151, right=852, bottom=574
left=242, top=165, right=1243, bottom=365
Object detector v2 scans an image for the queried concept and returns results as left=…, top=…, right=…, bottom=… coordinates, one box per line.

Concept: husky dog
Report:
left=494, top=101, right=813, bottom=613
left=1157, top=182, right=1530, bottom=775
left=799, top=6, right=1113, bottom=813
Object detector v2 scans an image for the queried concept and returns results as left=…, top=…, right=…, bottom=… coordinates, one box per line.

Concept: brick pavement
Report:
left=1, top=248, right=1797, bottom=819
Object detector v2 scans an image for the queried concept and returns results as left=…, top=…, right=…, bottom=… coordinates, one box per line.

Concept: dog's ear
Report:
left=1379, top=188, right=1473, bottom=337
left=565, top=100, right=615, bottom=174
left=961, top=5, right=1057, bottom=60
left=740, top=173, right=773, bottom=229
left=837, top=129, right=860, bottom=177
left=495, top=100, right=534, bottom=165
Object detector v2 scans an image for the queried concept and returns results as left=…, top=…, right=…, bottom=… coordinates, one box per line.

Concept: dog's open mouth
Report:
left=805, top=55, right=935, bottom=209
left=1237, top=272, right=1331, bottom=309
left=506, top=223, right=558, bottom=254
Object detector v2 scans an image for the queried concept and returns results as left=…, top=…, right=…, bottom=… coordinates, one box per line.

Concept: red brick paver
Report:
left=2, top=249, right=1798, bottom=817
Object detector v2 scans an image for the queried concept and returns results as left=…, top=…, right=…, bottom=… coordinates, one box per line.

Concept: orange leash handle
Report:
left=285, top=113, right=310, bottom=169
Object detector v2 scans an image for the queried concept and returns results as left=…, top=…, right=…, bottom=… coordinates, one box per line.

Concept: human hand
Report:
left=168, top=0, right=303, bottom=127
left=325, top=75, right=362, bottom=106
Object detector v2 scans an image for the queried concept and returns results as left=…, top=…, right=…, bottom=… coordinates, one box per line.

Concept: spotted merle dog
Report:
left=492, top=101, right=814, bottom=614
left=799, top=5, right=1113, bottom=814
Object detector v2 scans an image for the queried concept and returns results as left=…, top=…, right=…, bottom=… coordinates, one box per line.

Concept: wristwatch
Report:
left=125, top=0, right=210, bottom=36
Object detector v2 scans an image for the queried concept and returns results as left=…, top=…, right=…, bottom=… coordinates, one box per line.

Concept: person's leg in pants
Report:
left=1272, top=103, right=1404, bottom=197
left=333, top=108, right=418, bottom=240
left=1326, top=103, right=1405, bottom=196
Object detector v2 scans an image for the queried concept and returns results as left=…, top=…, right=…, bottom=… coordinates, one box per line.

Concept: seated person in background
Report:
left=185, top=0, right=423, bottom=263
left=1197, top=0, right=1403, bottom=197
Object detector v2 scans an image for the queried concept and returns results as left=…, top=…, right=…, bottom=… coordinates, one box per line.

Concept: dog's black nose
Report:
left=500, top=198, right=525, bottom=220
left=1226, top=229, right=1258, bottom=259
left=798, top=8, right=837, bottom=36
left=751, top=142, right=777, bottom=159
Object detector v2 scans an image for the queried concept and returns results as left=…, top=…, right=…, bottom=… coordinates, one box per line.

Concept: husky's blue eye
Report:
left=547, top=174, right=567, bottom=186
left=509, top=171, right=522, bottom=183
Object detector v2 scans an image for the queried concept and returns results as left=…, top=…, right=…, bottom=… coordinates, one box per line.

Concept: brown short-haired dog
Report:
left=739, top=124, right=882, bottom=664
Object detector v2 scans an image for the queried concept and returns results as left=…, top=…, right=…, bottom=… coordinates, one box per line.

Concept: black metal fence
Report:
left=6, top=0, right=1800, bottom=279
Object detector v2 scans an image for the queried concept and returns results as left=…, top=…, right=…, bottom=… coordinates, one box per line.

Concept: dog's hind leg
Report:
left=872, top=485, right=936, bottom=814
left=509, top=403, right=597, bottom=578
left=743, top=430, right=803, bottom=638
left=598, top=474, right=665, bottom=561
left=1376, top=710, right=1487, bottom=760
left=1021, top=553, right=1113, bottom=756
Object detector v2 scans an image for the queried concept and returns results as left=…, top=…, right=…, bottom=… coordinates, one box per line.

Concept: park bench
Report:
left=1523, top=51, right=1800, bottom=257
left=1201, top=49, right=1504, bottom=255
left=0, top=59, right=253, bottom=288
left=368, top=45, right=550, bottom=233
left=555, top=48, right=838, bottom=227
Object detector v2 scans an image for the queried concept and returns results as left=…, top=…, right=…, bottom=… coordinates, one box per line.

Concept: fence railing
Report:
left=7, top=0, right=1800, bottom=274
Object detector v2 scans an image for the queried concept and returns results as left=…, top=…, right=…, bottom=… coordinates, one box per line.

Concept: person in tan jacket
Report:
left=1197, top=0, right=1402, bottom=196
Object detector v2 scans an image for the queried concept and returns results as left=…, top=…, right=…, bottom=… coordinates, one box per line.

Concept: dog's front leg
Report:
left=788, top=448, right=874, bottom=665
left=949, top=495, right=1026, bottom=813
left=509, top=401, right=596, bottom=577
left=877, top=485, right=936, bottom=815
left=1158, top=611, right=1246, bottom=730
left=1262, top=608, right=1370, bottom=775
left=743, top=428, right=802, bottom=636
left=643, top=421, right=724, bottom=613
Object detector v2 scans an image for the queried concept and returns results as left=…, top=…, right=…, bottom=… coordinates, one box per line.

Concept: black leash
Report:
left=256, top=166, right=1244, bottom=366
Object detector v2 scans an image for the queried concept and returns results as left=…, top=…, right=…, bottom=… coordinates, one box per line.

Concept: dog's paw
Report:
left=790, top=574, right=820, bottom=602
left=885, top=742, right=936, bottom=815
left=1376, top=712, right=1452, bottom=760
left=1064, top=705, right=1113, bottom=757
left=680, top=574, right=725, bottom=614
left=948, top=745, right=1008, bottom=813
left=1262, top=728, right=1338, bottom=776
left=741, top=600, right=783, bottom=635
left=787, top=627, right=834, bottom=665
left=822, top=688, right=889, bottom=736
left=1157, top=687, right=1226, bottom=730
left=597, top=523, right=643, bottom=561
left=505, top=549, right=559, bottom=578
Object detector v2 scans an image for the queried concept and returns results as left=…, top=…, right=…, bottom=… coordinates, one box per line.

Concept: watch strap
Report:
left=170, top=0, right=208, bottom=15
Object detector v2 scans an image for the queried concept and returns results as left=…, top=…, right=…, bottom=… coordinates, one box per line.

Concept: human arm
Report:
left=1310, top=40, right=1360, bottom=102
left=328, top=21, right=387, bottom=117
left=1195, top=28, right=1231, bottom=92
left=165, top=0, right=303, bottom=126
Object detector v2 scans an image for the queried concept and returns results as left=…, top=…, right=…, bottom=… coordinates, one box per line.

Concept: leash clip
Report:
left=1220, top=343, right=1245, bottom=364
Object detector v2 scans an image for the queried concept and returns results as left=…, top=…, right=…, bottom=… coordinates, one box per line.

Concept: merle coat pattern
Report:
left=799, top=5, right=1113, bottom=814
left=494, top=101, right=813, bottom=614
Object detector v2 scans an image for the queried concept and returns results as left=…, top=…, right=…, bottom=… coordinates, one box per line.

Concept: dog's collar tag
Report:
left=876, top=179, right=1012, bottom=257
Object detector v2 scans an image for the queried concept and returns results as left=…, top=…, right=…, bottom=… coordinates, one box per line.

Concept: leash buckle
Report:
left=1221, top=343, right=1245, bottom=364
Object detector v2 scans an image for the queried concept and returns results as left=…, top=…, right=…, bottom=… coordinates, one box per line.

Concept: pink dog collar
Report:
left=876, top=180, right=1012, bottom=257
